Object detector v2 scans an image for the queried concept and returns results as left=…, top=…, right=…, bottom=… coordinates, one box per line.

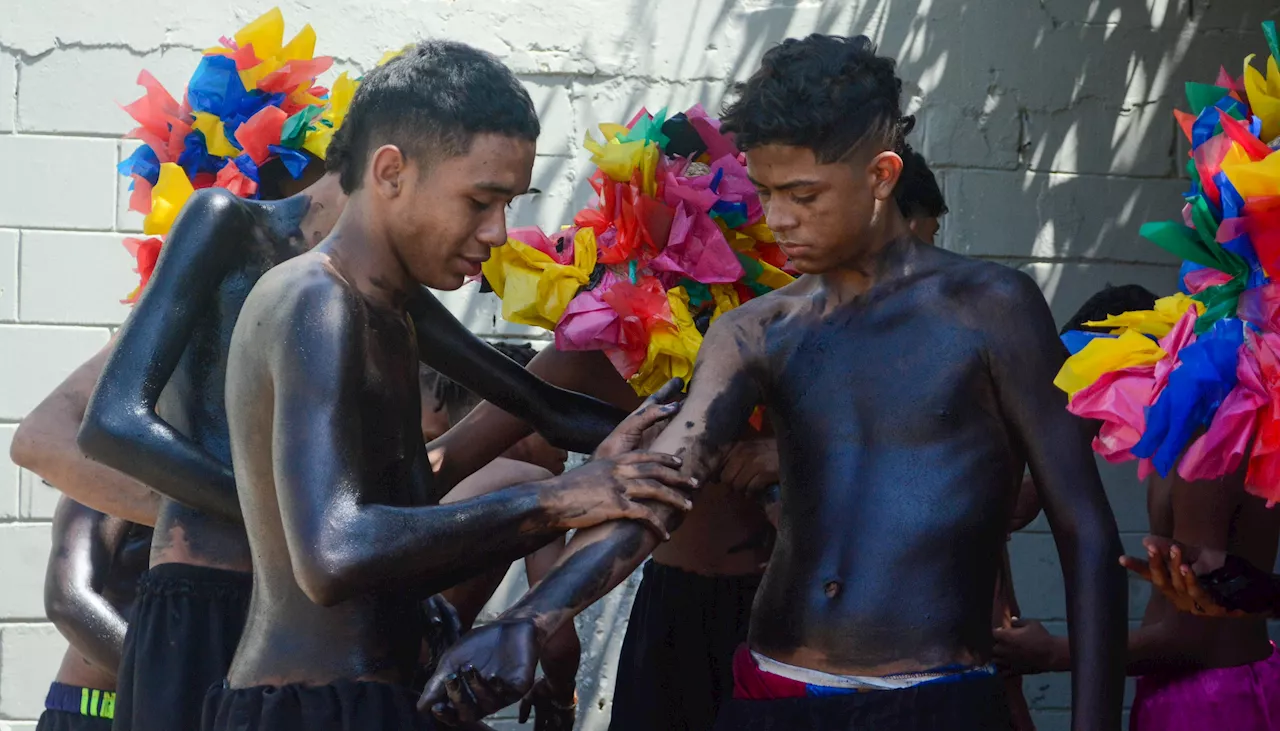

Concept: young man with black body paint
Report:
left=205, top=42, right=696, bottom=730
left=36, top=495, right=151, bottom=731
left=424, top=35, right=1126, bottom=731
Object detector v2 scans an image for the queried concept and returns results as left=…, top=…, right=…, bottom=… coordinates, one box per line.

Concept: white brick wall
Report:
left=1, top=1, right=1277, bottom=727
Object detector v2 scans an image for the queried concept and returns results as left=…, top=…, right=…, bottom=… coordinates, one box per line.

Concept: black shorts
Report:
left=201, top=679, right=437, bottom=731
left=609, top=561, right=761, bottom=731
left=38, top=682, right=115, bottom=731
left=113, top=563, right=252, bottom=731
left=712, top=674, right=1013, bottom=731
left=37, top=710, right=113, bottom=731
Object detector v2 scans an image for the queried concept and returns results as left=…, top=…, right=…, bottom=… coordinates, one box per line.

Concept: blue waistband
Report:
left=45, top=682, right=116, bottom=719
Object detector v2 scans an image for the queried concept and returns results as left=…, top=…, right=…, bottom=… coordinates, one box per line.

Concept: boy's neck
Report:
left=819, top=208, right=915, bottom=304
left=297, top=173, right=348, bottom=249
left=323, top=195, right=417, bottom=311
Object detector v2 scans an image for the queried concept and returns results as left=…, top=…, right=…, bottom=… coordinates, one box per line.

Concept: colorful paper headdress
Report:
left=1055, top=21, right=1280, bottom=504
left=482, top=105, right=795, bottom=396
left=116, top=7, right=358, bottom=303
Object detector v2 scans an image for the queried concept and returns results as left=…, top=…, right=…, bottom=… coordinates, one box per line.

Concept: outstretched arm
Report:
left=268, top=280, right=695, bottom=607
left=421, top=313, right=761, bottom=723
left=410, top=292, right=628, bottom=455
left=44, top=497, right=131, bottom=673
left=78, top=189, right=248, bottom=522
left=11, top=339, right=159, bottom=526
left=429, top=348, right=641, bottom=491
left=983, top=271, right=1125, bottom=731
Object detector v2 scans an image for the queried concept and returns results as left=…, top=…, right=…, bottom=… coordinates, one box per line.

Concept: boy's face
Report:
left=381, top=133, right=535, bottom=291
left=746, top=143, right=901, bottom=275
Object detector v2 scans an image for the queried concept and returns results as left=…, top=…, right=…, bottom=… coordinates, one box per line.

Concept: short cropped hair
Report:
left=336, top=40, right=539, bottom=193
left=722, top=34, right=913, bottom=163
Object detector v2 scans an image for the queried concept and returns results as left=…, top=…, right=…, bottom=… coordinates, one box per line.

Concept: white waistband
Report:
left=750, top=650, right=995, bottom=691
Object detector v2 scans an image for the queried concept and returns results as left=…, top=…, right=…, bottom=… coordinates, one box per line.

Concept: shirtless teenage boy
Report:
left=203, top=42, right=695, bottom=730
left=425, top=34, right=1126, bottom=731
left=38, top=496, right=151, bottom=731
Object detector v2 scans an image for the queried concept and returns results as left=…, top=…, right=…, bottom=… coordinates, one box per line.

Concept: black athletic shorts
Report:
left=712, top=673, right=1013, bottom=731
left=609, top=560, right=761, bottom=731
left=113, top=563, right=251, bottom=731
left=38, top=682, right=115, bottom=731
left=201, top=679, right=437, bottom=730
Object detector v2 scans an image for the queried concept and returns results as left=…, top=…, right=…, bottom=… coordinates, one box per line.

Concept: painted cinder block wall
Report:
left=1, top=1, right=1277, bottom=728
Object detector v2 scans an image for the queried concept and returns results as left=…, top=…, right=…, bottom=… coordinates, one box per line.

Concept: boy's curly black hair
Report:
left=721, top=34, right=913, bottom=163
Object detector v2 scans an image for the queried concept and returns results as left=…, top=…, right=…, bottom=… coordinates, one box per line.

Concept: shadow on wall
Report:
left=482, top=0, right=1277, bottom=333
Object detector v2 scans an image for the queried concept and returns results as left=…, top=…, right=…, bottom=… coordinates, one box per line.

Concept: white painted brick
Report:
left=0, top=137, right=116, bottom=230
left=0, top=426, right=19, bottom=520
left=19, top=46, right=201, bottom=135
left=116, top=140, right=145, bottom=234
left=521, top=78, right=575, bottom=158
left=19, top=231, right=136, bottom=325
left=0, top=325, right=110, bottom=421
left=921, top=99, right=1021, bottom=170
left=0, top=722, right=38, bottom=731
left=0, top=526, right=53, bottom=619
left=508, top=155, right=582, bottom=235
left=0, top=54, right=14, bottom=134
left=428, top=282, right=553, bottom=341
left=0, top=230, right=16, bottom=322
left=20, top=470, right=58, bottom=521
left=0, top=624, right=67, bottom=720
left=1024, top=97, right=1177, bottom=177
left=943, top=171, right=1188, bottom=263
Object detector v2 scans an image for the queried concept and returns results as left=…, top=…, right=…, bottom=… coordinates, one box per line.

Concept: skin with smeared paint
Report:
left=45, top=496, right=152, bottom=690
left=221, top=133, right=695, bottom=692
left=424, top=142, right=1126, bottom=731
left=77, top=165, right=630, bottom=575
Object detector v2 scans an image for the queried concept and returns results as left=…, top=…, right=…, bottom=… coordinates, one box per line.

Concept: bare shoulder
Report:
left=170, top=187, right=254, bottom=238
left=929, top=254, right=1046, bottom=320
left=238, top=253, right=362, bottom=348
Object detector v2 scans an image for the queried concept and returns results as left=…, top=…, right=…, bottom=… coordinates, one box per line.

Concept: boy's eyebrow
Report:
left=747, top=175, right=822, bottom=191
left=474, top=181, right=528, bottom=196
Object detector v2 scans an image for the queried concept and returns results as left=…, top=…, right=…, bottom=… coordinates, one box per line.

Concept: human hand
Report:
left=992, top=619, right=1069, bottom=674
left=719, top=437, right=779, bottom=496
left=420, top=618, right=539, bottom=726
left=517, top=677, right=576, bottom=731
left=593, top=378, right=684, bottom=460
left=540, top=452, right=697, bottom=540
left=420, top=594, right=464, bottom=676
left=1120, top=537, right=1247, bottom=618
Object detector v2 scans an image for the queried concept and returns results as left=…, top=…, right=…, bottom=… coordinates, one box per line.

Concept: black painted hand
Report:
left=517, top=677, right=576, bottom=731
left=593, top=378, right=685, bottom=460
left=421, top=594, right=464, bottom=676
left=420, top=618, right=539, bottom=725
left=540, top=451, right=697, bottom=540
